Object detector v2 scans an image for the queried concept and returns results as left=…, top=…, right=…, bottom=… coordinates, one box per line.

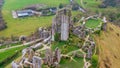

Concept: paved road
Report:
left=0, top=45, right=23, bottom=52
left=0, top=39, right=42, bottom=52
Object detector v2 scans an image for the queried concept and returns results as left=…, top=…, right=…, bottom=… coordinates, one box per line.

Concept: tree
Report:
left=54, top=33, right=60, bottom=41
left=59, top=3, right=64, bottom=9
left=102, top=0, right=120, bottom=7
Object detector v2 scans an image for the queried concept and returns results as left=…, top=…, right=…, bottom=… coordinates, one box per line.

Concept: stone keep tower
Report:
left=52, top=8, right=72, bottom=41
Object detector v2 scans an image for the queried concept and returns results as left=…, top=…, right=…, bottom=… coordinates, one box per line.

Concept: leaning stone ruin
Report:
left=52, top=8, right=72, bottom=41
left=43, top=48, right=61, bottom=67
left=31, top=27, right=51, bottom=41
left=33, top=56, right=42, bottom=68
left=38, top=27, right=51, bottom=39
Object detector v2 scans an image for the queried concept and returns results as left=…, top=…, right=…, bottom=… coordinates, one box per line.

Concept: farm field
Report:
left=0, top=0, right=117, bottom=37
left=0, top=0, right=70, bottom=37
left=0, top=0, right=104, bottom=37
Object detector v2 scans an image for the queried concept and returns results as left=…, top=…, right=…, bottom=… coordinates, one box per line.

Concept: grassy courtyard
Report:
left=60, top=57, right=84, bottom=68
left=51, top=34, right=84, bottom=68
left=85, top=19, right=102, bottom=29
left=52, top=41, right=79, bottom=54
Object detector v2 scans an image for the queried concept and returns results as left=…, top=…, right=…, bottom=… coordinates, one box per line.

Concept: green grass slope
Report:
left=0, top=45, right=25, bottom=65
left=95, top=23, right=120, bottom=68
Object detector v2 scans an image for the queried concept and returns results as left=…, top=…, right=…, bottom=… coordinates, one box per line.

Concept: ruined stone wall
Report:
left=52, top=8, right=72, bottom=41
left=61, top=15, right=69, bottom=40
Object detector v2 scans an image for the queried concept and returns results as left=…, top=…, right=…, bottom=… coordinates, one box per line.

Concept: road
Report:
left=0, top=45, right=23, bottom=52
left=0, top=39, right=42, bottom=52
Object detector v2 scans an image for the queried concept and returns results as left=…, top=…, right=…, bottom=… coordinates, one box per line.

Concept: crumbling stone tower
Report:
left=52, top=8, right=72, bottom=41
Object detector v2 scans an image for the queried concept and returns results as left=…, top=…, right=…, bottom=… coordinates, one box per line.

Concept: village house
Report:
left=17, top=10, right=33, bottom=17
left=40, top=7, right=57, bottom=16
left=12, top=9, right=35, bottom=18
left=49, top=7, right=57, bottom=14
left=43, top=48, right=61, bottom=67
left=12, top=7, right=57, bottom=18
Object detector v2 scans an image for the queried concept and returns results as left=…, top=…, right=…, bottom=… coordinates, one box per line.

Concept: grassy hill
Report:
left=0, top=0, right=70, bottom=37
left=0, top=0, right=106, bottom=37
left=95, top=23, right=120, bottom=68
left=0, top=45, right=26, bottom=67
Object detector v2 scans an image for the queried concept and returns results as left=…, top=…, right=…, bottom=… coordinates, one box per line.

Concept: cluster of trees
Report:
left=0, top=21, right=6, bottom=31
left=100, top=0, right=120, bottom=8
left=0, top=0, right=6, bottom=31
left=59, top=0, right=80, bottom=10
left=99, top=8, right=120, bottom=26
left=97, top=0, right=120, bottom=26
left=105, top=11, right=120, bottom=25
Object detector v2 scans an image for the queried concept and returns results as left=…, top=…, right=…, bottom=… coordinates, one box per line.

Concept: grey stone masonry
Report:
left=52, top=8, right=72, bottom=41
left=32, top=56, right=42, bottom=68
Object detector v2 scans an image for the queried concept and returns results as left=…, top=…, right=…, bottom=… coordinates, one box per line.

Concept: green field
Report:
left=85, top=19, right=102, bottom=29
left=0, top=0, right=70, bottom=37
left=0, top=42, right=21, bottom=49
left=52, top=41, right=79, bottom=54
left=0, top=0, right=103, bottom=37
left=51, top=41, right=84, bottom=68
left=42, top=57, right=84, bottom=68
left=76, top=0, right=101, bottom=8
left=0, top=45, right=25, bottom=65
left=60, top=57, right=84, bottom=68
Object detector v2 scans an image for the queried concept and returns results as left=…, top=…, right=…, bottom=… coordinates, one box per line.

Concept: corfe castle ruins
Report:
left=10, top=7, right=107, bottom=68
